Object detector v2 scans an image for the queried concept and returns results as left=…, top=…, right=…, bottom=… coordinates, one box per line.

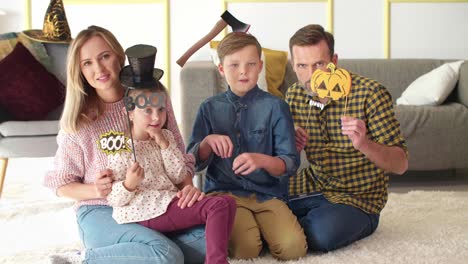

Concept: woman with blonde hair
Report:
left=45, top=25, right=206, bottom=264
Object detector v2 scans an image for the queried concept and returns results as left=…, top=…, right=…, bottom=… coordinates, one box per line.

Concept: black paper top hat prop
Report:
left=121, top=44, right=165, bottom=162
left=22, top=0, right=72, bottom=43
left=120, top=44, right=164, bottom=90
left=176, top=10, right=250, bottom=67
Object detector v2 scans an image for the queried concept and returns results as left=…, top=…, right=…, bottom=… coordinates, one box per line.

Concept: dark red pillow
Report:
left=0, top=105, right=13, bottom=123
left=0, top=42, right=64, bottom=121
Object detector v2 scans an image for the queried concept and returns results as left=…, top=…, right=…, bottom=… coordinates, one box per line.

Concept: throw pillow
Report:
left=0, top=33, right=17, bottom=61
left=0, top=105, right=13, bottom=123
left=396, top=60, right=465, bottom=106
left=262, top=47, right=288, bottom=98
left=18, top=33, right=54, bottom=73
left=0, top=42, right=64, bottom=121
left=209, top=40, right=287, bottom=98
left=0, top=32, right=53, bottom=72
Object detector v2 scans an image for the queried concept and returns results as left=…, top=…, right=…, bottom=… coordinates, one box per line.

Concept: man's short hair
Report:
left=289, top=24, right=335, bottom=59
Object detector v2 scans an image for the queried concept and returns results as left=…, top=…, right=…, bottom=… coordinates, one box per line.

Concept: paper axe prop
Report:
left=176, top=10, right=250, bottom=67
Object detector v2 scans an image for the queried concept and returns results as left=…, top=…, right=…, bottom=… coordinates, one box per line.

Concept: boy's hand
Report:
left=202, top=134, right=233, bottom=158
left=123, top=162, right=145, bottom=191
left=147, top=127, right=169, bottom=149
left=341, top=116, right=369, bottom=151
left=233, top=153, right=264, bottom=175
left=176, top=185, right=205, bottom=209
left=295, top=126, right=308, bottom=152
left=95, top=169, right=113, bottom=198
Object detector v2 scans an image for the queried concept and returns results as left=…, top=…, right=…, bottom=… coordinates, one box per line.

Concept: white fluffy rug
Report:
left=1, top=158, right=467, bottom=264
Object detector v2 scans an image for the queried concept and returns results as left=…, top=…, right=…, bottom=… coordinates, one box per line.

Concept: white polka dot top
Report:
left=107, top=129, right=187, bottom=224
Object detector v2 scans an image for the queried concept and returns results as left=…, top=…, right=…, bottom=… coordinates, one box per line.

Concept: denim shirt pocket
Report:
left=249, top=128, right=266, bottom=144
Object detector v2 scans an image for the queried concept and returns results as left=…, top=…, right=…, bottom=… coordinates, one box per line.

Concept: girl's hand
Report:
left=95, top=169, right=113, bottom=198
left=176, top=185, right=205, bottom=209
left=123, top=162, right=144, bottom=191
left=147, top=127, right=169, bottom=149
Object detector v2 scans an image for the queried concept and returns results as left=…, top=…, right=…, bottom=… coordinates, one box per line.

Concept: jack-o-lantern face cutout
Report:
left=311, top=63, right=351, bottom=101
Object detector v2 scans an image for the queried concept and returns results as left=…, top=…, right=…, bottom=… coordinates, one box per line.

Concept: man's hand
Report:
left=295, top=126, right=308, bottom=152
left=202, top=134, right=233, bottom=158
left=341, top=116, right=369, bottom=150
left=233, top=153, right=264, bottom=175
left=123, top=162, right=144, bottom=192
left=176, top=185, right=205, bottom=209
left=95, top=169, right=113, bottom=198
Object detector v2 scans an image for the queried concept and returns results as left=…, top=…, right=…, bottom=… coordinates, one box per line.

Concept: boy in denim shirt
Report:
left=187, top=32, right=307, bottom=260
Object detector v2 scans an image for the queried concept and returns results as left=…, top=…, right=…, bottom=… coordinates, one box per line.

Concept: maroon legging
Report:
left=139, top=195, right=236, bottom=264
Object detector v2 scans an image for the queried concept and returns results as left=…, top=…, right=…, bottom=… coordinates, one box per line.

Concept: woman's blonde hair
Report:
left=60, top=25, right=125, bottom=133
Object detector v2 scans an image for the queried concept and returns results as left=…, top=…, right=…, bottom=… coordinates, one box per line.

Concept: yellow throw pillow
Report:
left=262, top=47, right=288, bottom=98
left=210, top=40, right=288, bottom=98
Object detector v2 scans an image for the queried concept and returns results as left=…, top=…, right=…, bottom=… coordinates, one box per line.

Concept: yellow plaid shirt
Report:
left=286, top=73, right=407, bottom=214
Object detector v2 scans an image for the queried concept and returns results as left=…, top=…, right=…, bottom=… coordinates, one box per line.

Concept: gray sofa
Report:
left=180, top=59, right=468, bottom=182
left=0, top=43, right=68, bottom=197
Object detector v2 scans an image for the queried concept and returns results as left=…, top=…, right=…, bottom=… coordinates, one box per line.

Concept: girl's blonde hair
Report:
left=60, top=25, right=125, bottom=133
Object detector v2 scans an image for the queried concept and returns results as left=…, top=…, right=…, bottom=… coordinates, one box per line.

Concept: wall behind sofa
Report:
left=1, top=0, right=467, bottom=124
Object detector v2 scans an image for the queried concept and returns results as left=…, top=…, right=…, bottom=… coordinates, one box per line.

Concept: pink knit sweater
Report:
left=44, top=98, right=195, bottom=209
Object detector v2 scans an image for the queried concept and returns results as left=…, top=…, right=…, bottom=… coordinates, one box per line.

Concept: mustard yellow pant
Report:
left=211, top=193, right=307, bottom=260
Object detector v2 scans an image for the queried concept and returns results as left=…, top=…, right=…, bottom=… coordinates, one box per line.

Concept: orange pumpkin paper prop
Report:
left=311, top=63, right=351, bottom=101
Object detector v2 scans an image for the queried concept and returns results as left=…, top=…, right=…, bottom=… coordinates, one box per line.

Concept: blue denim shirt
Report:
left=187, top=86, right=299, bottom=201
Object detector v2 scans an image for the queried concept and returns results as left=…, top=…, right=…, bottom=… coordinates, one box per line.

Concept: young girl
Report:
left=44, top=26, right=206, bottom=264
left=106, top=44, right=236, bottom=264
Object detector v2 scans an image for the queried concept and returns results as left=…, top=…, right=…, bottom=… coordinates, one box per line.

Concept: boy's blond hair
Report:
left=217, top=32, right=262, bottom=64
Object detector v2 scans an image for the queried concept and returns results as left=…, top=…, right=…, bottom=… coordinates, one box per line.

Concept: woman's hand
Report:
left=95, top=169, right=113, bottom=198
left=176, top=185, right=205, bottom=209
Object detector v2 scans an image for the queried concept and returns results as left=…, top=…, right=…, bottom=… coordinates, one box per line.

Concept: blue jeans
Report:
left=77, top=205, right=206, bottom=264
left=287, top=194, right=379, bottom=252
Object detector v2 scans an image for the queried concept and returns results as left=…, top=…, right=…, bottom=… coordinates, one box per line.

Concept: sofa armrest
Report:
left=180, top=61, right=220, bottom=143
left=457, top=61, right=468, bottom=107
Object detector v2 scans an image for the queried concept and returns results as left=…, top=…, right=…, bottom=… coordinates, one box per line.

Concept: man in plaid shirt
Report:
left=286, top=24, right=409, bottom=252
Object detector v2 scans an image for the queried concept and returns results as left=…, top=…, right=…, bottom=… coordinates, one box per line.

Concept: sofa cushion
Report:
left=396, top=60, right=465, bottom=106
left=0, top=120, right=59, bottom=137
left=0, top=42, right=64, bottom=121
left=395, top=102, right=468, bottom=170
